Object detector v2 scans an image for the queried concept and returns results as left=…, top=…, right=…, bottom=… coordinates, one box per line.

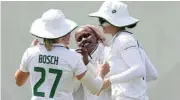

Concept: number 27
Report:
left=33, top=67, right=62, bottom=98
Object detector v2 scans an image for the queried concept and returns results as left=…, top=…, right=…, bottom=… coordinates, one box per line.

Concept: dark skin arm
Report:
left=15, top=69, right=29, bottom=87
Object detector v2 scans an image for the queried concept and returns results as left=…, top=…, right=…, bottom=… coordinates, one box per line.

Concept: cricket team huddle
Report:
left=15, top=1, right=158, bottom=100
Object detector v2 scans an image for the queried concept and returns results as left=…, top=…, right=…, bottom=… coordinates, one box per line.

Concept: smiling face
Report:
left=75, top=27, right=98, bottom=53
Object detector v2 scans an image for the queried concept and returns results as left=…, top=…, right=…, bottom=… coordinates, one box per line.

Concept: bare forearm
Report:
left=15, top=69, right=29, bottom=87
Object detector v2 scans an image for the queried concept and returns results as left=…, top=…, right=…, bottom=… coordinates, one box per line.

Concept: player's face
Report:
left=99, top=18, right=115, bottom=35
left=102, top=25, right=115, bottom=34
left=75, top=27, right=98, bottom=51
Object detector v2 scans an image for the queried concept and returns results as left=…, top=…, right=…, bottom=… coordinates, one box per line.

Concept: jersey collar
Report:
left=39, top=42, right=67, bottom=48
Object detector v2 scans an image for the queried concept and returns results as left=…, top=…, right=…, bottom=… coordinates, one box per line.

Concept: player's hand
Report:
left=97, top=78, right=111, bottom=96
left=102, top=78, right=111, bottom=89
left=30, top=39, right=39, bottom=47
left=76, top=47, right=89, bottom=65
left=98, top=62, right=110, bottom=77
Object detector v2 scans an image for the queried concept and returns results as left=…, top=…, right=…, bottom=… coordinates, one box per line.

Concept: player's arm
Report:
left=76, top=48, right=97, bottom=77
left=15, top=38, right=37, bottom=86
left=108, top=39, right=145, bottom=84
left=15, top=69, right=29, bottom=86
left=29, top=38, right=39, bottom=47
left=15, top=50, right=30, bottom=86
left=143, top=51, right=158, bottom=82
left=76, top=70, right=104, bottom=94
left=101, top=40, right=146, bottom=90
left=75, top=59, right=109, bottom=94
left=86, top=62, right=97, bottom=77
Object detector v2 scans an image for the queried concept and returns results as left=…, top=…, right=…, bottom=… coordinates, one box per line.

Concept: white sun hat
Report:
left=88, top=1, right=139, bottom=27
left=30, top=9, right=78, bottom=39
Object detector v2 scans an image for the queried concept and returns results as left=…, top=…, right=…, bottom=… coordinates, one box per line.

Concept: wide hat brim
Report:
left=30, top=18, right=77, bottom=39
left=88, top=12, right=139, bottom=27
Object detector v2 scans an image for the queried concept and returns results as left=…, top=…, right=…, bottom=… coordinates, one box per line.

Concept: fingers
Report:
left=103, top=64, right=110, bottom=69
left=99, top=62, right=110, bottom=70
left=34, top=39, right=39, bottom=45
left=75, top=48, right=88, bottom=53
left=97, top=78, right=111, bottom=96
left=103, top=62, right=110, bottom=70
left=76, top=47, right=87, bottom=51
left=103, top=78, right=111, bottom=89
left=30, top=39, right=39, bottom=47
left=103, top=61, right=109, bottom=65
left=75, top=49, right=82, bottom=53
left=98, top=63, right=110, bottom=76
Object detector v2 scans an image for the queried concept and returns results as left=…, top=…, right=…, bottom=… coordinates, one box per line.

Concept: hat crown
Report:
left=88, top=1, right=139, bottom=27
left=99, top=1, right=129, bottom=18
left=42, top=9, right=65, bottom=21
left=30, top=9, right=77, bottom=39
left=41, top=9, right=66, bottom=30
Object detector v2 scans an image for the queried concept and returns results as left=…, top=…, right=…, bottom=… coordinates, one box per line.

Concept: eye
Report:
left=76, top=37, right=82, bottom=42
left=84, top=34, right=90, bottom=38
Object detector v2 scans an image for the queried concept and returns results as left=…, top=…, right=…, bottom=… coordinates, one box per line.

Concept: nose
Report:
left=82, top=37, right=86, bottom=41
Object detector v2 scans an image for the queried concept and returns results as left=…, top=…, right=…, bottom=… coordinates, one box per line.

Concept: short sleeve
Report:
left=74, top=59, right=87, bottom=76
left=19, top=50, right=29, bottom=72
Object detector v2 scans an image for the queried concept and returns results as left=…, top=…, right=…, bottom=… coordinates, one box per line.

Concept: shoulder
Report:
left=61, top=49, right=82, bottom=63
left=24, top=46, right=39, bottom=57
left=20, top=46, right=39, bottom=65
left=116, top=31, right=136, bottom=43
left=98, top=43, right=105, bottom=49
left=68, top=49, right=82, bottom=58
left=115, top=31, right=137, bottom=46
left=62, top=49, right=84, bottom=69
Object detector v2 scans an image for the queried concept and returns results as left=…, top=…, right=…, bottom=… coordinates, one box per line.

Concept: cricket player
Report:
left=14, top=9, right=110, bottom=100
left=88, top=1, right=158, bottom=100
left=73, top=25, right=111, bottom=100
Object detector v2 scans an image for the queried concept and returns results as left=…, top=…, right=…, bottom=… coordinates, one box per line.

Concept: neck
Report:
left=88, top=43, right=99, bottom=55
left=112, top=28, right=123, bottom=36
left=54, top=43, right=65, bottom=46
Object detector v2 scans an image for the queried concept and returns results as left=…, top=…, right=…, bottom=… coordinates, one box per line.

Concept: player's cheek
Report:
left=77, top=42, right=82, bottom=47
